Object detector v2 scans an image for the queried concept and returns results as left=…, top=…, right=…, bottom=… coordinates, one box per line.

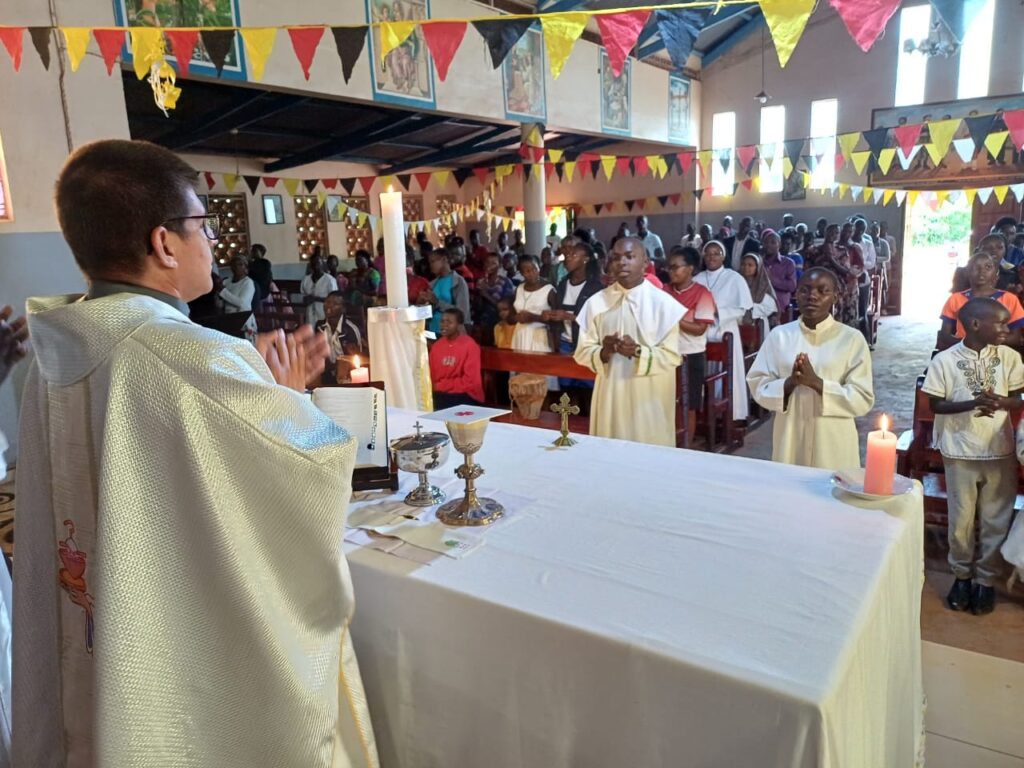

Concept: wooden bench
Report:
left=739, top=323, right=766, bottom=427
left=480, top=348, right=594, bottom=432
left=700, top=334, right=741, bottom=453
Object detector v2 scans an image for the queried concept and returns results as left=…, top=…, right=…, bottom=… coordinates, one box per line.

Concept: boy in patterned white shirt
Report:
left=923, top=297, right=1024, bottom=615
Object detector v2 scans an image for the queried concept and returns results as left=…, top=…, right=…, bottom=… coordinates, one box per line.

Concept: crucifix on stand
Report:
left=551, top=393, right=580, bottom=448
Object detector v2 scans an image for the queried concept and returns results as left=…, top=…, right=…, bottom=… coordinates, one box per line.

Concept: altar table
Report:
left=344, top=410, right=924, bottom=768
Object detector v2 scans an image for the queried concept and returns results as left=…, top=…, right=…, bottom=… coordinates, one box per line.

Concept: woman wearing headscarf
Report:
left=740, top=253, right=779, bottom=343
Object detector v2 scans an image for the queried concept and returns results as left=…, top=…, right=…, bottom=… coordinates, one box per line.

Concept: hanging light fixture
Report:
left=904, top=19, right=960, bottom=57
left=754, top=24, right=770, bottom=105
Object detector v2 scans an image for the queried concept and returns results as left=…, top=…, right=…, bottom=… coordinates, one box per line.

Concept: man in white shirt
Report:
left=636, top=215, right=664, bottom=261
left=545, top=223, right=561, bottom=252
left=851, top=217, right=877, bottom=344
left=301, top=253, right=339, bottom=327
left=219, top=255, right=256, bottom=313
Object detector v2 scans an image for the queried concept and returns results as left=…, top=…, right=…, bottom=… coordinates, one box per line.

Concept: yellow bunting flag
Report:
left=907, top=190, right=919, bottom=208
left=850, top=150, right=872, bottom=175
left=935, top=190, right=949, bottom=207
left=838, top=132, right=861, bottom=161
left=240, top=28, right=277, bottom=81
left=496, top=164, right=514, bottom=179
left=782, top=157, right=794, bottom=179
left=540, top=12, right=587, bottom=79
left=877, top=147, right=897, bottom=175
left=761, top=0, right=816, bottom=67
left=862, top=186, right=872, bottom=202
left=697, top=149, right=713, bottom=178
left=837, top=183, right=849, bottom=199
left=926, top=118, right=961, bottom=162
left=223, top=173, right=239, bottom=193
left=964, top=188, right=977, bottom=206
left=380, top=175, right=396, bottom=190
left=283, top=178, right=300, bottom=196
left=801, top=172, right=811, bottom=189
left=923, top=144, right=944, bottom=166
left=995, top=185, right=1009, bottom=204
left=357, top=212, right=369, bottom=228
left=984, top=130, right=1008, bottom=160
left=564, top=161, right=576, bottom=182
left=547, top=148, right=564, bottom=164
left=62, top=28, right=91, bottom=72
left=432, top=170, right=451, bottom=188
left=316, top=190, right=328, bottom=209
left=380, top=21, right=416, bottom=63
left=526, top=124, right=543, bottom=146
left=600, top=155, right=616, bottom=180
left=882, top=189, right=895, bottom=206
left=130, top=27, right=164, bottom=79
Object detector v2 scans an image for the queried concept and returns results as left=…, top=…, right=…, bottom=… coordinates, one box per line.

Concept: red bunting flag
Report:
left=472, top=166, right=490, bottom=185
left=633, top=156, right=650, bottom=177
left=204, top=172, right=216, bottom=189
left=165, top=29, right=200, bottom=77
left=829, top=0, right=901, bottom=52
left=544, top=162, right=556, bottom=182
left=615, top=157, right=632, bottom=177
left=0, top=27, right=25, bottom=71
left=288, top=26, right=325, bottom=80
left=322, top=178, right=337, bottom=189
left=264, top=177, right=279, bottom=188
left=669, top=193, right=682, bottom=205
left=421, top=21, right=467, bottom=82
left=358, top=176, right=376, bottom=194
left=1001, top=110, right=1024, bottom=151
left=893, top=123, right=923, bottom=157
left=835, top=152, right=846, bottom=174
left=736, top=145, right=758, bottom=173
left=577, top=152, right=598, bottom=164
left=635, top=199, right=646, bottom=210
left=596, top=10, right=650, bottom=78
left=414, top=171, right=432, bottom=191
left=92, top=28, right=124, bottom=74
left=677, top=151, right=695, bottom=175
left=740, top=178, right=754, bottom=190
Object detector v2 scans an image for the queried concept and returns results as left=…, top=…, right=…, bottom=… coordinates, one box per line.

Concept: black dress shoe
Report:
left=947, top=578, right=972, bottom=611
left=971, top=584, right=996, bottom=615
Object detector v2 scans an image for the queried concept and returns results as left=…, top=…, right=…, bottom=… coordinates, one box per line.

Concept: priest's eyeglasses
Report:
left=163, top=214, right=222, bottom=241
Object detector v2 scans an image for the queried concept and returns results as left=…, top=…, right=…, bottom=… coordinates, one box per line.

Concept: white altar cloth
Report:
left=345, top=410, right=924, bottom=768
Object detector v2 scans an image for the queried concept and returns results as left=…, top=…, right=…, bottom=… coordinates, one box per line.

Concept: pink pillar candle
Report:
left=864, top=416, right=897, bottom=495
left=350, top=355, right=370, bottom=384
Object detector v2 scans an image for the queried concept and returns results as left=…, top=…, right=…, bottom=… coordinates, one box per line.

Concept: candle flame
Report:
left=353, top=355, right=362, bottom=369
left=387, top=185, right=393, bottom=194
left=880, top=414, right=889, bottom=433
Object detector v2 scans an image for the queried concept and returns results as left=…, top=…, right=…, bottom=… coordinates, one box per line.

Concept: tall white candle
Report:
left=379, top=187, right=409, bottom=308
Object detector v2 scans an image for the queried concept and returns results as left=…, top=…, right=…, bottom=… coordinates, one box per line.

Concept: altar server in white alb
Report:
left=14, top=139, right=379, bottom=768
left=575, top=236, right=684, bottom=446
left=746, top=267, right=875, bottom=469
left=694, top=240, right=753, bottom=422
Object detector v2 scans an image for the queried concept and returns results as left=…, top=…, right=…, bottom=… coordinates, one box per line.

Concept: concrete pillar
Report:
left=521, top=124, right=546, bottom=254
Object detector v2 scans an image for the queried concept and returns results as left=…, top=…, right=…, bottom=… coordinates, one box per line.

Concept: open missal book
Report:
left=311, top=385, right=388, bottom=469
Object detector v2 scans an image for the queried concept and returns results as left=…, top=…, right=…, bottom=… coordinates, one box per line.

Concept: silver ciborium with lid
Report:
left=389, top=421, right=450, bottom=507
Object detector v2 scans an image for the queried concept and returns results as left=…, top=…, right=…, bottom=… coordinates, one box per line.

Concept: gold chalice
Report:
left=436, top=414, right=504, bottom=526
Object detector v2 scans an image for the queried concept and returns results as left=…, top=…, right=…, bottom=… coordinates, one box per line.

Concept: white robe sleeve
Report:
left=634, top=324, right=682, bottom=377
left=219, top=277, right=255, bottom=313
left=574, top=310, right=608, bottom=374
left=820, top=332, right=875, bottom=418
left=747, top=330, right=790, bottom=413
left=751, top=294, right=777, bottom=320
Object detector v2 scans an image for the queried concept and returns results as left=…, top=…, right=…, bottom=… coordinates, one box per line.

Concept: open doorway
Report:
left=901, top=194, right=972, bottom=320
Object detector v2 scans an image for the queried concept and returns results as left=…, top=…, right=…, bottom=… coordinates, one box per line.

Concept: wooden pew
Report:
left=700, top=334, right=739, bottom=453
left=739, top=323, right=766, bottom=427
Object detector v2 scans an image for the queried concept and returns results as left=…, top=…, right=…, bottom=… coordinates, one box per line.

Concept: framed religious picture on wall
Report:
left=262, top=194, right=284, bottom=225
left=600, top=50, right=631, bottom=137
left=503, top=27, right=546, bottom=123
left=668, top=74, right=692, bottom=144
left=365, top=0, right=436, bottom=109
left=112, top=0, right=247, bottom=81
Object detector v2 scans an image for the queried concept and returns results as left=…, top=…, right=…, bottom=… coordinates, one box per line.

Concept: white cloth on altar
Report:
left=345, top=410, right=925, bottom=768
left=14, top=293, right=378, bottom=768
left=574, top=281, right=683, bottom=446
left=694, top=266, right=753, bottom=420
left=747, top=315, right=874, bottom=469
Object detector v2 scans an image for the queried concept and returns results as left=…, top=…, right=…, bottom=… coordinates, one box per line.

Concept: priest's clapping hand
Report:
left=256, top=326, right=329, bottom=392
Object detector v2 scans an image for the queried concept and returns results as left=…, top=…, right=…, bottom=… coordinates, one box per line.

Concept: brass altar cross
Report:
left=550, top=393, right=580, bottom=448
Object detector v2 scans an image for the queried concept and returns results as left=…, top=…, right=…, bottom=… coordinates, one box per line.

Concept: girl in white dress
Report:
left=512, top=254, right=556, bottom=388
left=694, top=240, right=753, bottom=421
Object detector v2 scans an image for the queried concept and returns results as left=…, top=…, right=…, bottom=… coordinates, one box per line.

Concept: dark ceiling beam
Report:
left=379, top=139, right=442, bottom=150
left=264, top=114, right=448, bottom=172
left=162, top=92, right=309, bottom=151
left=382, top=126, right=522, bottom=174
left=476, top=137, right=618, bottom=170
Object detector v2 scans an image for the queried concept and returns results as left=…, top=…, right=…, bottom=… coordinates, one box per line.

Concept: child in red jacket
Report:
left=429, top=308, right=484, bottom=408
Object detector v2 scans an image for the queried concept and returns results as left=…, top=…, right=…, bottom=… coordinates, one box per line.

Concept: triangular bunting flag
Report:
left=737, top=145, right=758, bottom=174
left=892, top=123, right=923, bottom=156
left=924, top=143, right=945, bottom=166
left=697, top=149, right=713, bottom=178
left=331, top=26, right=368, bottom=83
left=433, top=170, right=451, bottom=188
left=339, top=177, right=357, bottom=195
left=898, top=144, right=921, bottom=169
left=892, top=190, right=905, bottom=206
left=740, top=178, right=754, bottom=191
left=322, top=178, right=338, bottom=190
left=850, top=185, right=863, bottom=199
left=693, top=189, right=704, bottom=201
left=953, top=137, right=976, bottom=164
left=984, top=130, right=1008, bottom=160
left=616, top=157, right=633, bottom=177
left=288, top=26, right=325, bottom=80
left=851, top=151, right=872, bottom=175
left=835, top=152, right=846, bottom=174
left=977, top=187, right=993, bottom=205
left=130, top=27, right=165, bottom=79
left=413, top=171, right=432, bottom=191
left=601, top=155, right=616, bottom=181
left=837, top=183, right=849, bottom=199
left=243, top=175, right=261, bottom=195
left=548, top=148, right=564, bottom=164
left=304, top=178, right=319, bottom=193
left=994, top=185, right=1009, bottom=204
left=862, top=127, right=889, bottom=157
left=907, top=190, right=919, bottom=208
left=657, top=195, right=669, bottom=207
left=200, top=30, right=235, bottom=76
left=883, top=189, right=895, bottom=206
left=223, top=173, right=239, bottom=193
left=164, top=29, right=199, bottom=77
left=803, top=154, right=819, bottom=172
left=317, top=190, right=328, bottom=210
left=760, top=0, right=816, bottom=67
left=453, top=168, right=473, bottom=187
left=358, top=176, right=376, bottom=194
left=596, top=10, right=650, bottom=77
left=472, top=17, right=534, bottom=69
left=625, top=200, right=635, bottom=212
left=877, top=147, right=897, bottom=174
left=28, top=27, right=51, bottom=71
left=929, top=0, right=990, bottom=43
left=564, top=161, right=576, bottom=182
left=240, top=28, right=277, bottom=81
left=829, top=0, right=901, bottom=52
left=838, top=132, right=861, bottom=160
left=61, top=28, right=91, bottom=72
left=653, top=9, right=709, bottom=70
left=964, top=114, right=997, bottom=152
left=554, top=163, right=564, bottom=182
left=357, top=212, right=368, bottom=228
left=1012, top=184, right=1024, bottom=203
left=783, top=157, right=795, bottom=179
left=872, top=188, right=885, bottom=204
left=1000, top=110, right=1024, bottom=151
left=926, top=118, right=961, bottom=160
left=964, top=188, right=978, bottom=206
left=204, top=172, right=216, bottom=190
left=633, top=156, right=650, bottom=176
left=283, top=178, right=301, bottom=196
left=472, top=166, right=490, bottom=185
left=379, top=21, right=416, bottom=64
left=395, top=173, right=412, bottom=191
left=263, top=177, right=279, bottom=188
left=540, top=13, right=587, bottom=79
left=0, top=27, right=25, bottom=72
left=783, top=138, right=804, bottom=168
left=669, top=192, right=681, bottom=205
left=589, top=160, right=601, bottom=178
left=717, top=150, right=731, bottom=173
left=677, top=152, right=695, bottom=175
left=92, top=29, right=124, bottom=74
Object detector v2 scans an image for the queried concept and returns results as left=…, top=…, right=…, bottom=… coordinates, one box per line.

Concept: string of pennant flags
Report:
left=0, top=0, right=995, bottom=113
